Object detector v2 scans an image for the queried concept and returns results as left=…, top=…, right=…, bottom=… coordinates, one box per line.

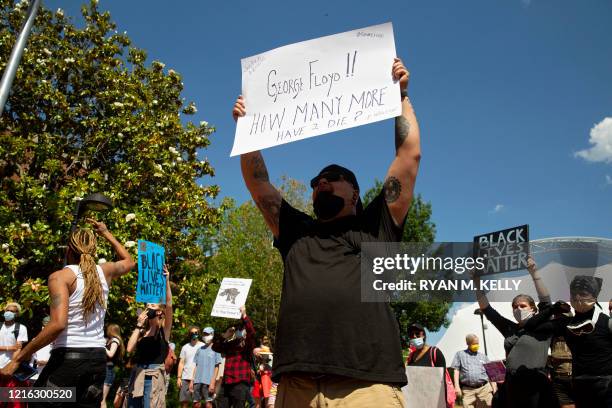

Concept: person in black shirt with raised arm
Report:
left=232, top=57, right=420, bottom=407
left=535, top=276, right=612, bottom=408
left=474, top=256, right=555, bottom=408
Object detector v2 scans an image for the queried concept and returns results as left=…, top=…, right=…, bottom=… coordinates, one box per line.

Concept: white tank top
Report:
left=53, top=264, right=109, bottom=348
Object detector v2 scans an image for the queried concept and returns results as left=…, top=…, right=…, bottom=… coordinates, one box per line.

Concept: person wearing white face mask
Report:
left=0, top=302, right=29, bottom=401
left=474, top=256, right=555, bottom=408
left=533, top=275, right=612, bottom=408
left=190, top=327, right=222, bottom=408
left=212, top=306, right=256, bottom=408
left=177, top=326, right=204, bottom=407
left=0, top=303, right=28, bottom=370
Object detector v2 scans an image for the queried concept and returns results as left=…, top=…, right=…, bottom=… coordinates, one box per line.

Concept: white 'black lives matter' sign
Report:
left=473, top=225, right=529, bottom=275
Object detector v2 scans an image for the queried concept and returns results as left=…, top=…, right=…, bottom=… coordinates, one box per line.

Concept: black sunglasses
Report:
left=310, top=172, right=344, bottom=189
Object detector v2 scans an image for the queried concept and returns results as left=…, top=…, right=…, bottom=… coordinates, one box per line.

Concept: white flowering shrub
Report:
left=0, top=0, right=223, bottom=325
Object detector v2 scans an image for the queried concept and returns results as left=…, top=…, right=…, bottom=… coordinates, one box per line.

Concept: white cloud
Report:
left=575, top=117, right=612, bottom=163
left=489, top=204, right=504, bottom=214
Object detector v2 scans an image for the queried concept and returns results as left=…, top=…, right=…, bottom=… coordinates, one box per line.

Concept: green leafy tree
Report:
left=362, top=179, right=436, bottom=244
left=362, top=180, right=450, bottom=333
left=197, top=178, right=309, bottom=344
left=0, top=1, right=222, bottom=334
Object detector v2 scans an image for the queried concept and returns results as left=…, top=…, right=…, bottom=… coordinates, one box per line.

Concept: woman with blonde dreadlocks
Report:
left=0, top=218, right=135, bottom=407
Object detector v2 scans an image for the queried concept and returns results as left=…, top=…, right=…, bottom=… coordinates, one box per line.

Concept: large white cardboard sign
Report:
left=402, top=366, right=446, bottom=408
left=231, top=22, right=401, bottom=156
left=211, top=278, right=253, bottom=319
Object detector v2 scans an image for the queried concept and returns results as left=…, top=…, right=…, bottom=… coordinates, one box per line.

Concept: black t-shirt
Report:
left=133, top=329, right=168, bottom=365
left=551, top=307, right=612, bottom=378
left=106, top=336, right=122, bottom=365
left=272, top=191, right=407, bottom=385
left=407, top=346, right=446, bottom=368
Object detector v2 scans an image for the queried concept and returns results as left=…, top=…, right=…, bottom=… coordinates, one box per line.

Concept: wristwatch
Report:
left=400, top=89, right=408, bottom=100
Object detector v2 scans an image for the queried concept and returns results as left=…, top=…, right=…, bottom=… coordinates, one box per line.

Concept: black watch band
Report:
left=400, top=89, right=408, bottom=100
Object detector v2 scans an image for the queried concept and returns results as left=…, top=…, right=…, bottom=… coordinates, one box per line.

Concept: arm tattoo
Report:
left=250, top=154, right=269, bottom=182
left=50, top=293, right=62, bottom=309
left=395, top=116, right=411, bottom=150
left=255, top=193, right=281, bottom=232
left=383, top=176, right=402, bottom=203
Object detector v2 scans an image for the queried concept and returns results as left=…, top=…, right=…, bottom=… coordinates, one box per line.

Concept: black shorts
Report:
left=31, top=347, right=106, bottom=408
left=552, top=375, right=574, bottom=405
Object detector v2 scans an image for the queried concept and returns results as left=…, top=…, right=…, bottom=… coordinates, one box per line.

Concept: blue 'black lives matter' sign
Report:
left=474, top=225, right=529, bottom=275
left=136, top=240, right=166, bottom=303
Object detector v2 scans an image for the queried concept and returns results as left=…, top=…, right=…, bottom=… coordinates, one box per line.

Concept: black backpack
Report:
left=1, top=322, right=21, bottom=340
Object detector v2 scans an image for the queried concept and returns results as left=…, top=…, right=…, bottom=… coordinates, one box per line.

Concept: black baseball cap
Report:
left=310, top=164, right=360, bottom=191
left=407, top=323, right=425, bottom=333
left=311, top=164, right=363, bottom=214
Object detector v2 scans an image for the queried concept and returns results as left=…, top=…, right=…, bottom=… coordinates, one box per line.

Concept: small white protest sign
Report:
left=211, top=278, right=253, bottom=319
left=231, top=22, right=401, bottom=156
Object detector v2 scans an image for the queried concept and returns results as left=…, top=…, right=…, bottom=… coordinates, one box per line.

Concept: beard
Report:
left=313, top=191, right=345, bottom=220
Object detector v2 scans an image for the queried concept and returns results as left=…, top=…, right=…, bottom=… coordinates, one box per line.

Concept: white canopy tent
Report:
left=435, top=301, right=511, bottom=365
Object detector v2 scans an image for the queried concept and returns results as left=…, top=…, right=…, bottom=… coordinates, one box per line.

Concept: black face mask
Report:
left=146, top=309, right=157, bottom=319
left=313, top=191, right=345, bottom=220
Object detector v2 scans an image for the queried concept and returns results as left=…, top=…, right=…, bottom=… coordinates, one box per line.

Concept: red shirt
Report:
left=212, top=316, right=255, bottom=384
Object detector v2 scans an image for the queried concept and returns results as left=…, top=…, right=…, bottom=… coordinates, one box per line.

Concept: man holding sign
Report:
left=232, top=56, right=419, bottom=407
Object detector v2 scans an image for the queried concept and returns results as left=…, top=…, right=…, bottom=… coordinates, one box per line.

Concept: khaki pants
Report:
left=462, top=383, right=493, bottom=408
left=275, top=373, right=406, bottom=408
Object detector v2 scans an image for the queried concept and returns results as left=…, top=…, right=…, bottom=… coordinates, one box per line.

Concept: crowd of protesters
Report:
left=0, top=218, right=610, bottom=408
left=0, top=220, right=276, bottom=408
left=3, top=264, right=611, bottom=408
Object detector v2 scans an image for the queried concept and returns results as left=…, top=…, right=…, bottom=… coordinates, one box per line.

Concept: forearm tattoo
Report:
left=395, top=116, right=411, bottom=150
left=255, top=193, right=281, bottom=232
left=250, top=154, right=269, bottom=182
left=384, top=176, right=402, bottom=203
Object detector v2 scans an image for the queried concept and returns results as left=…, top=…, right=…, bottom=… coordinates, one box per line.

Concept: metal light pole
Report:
left=70, top=193, right=114, bottom=232
left=65, top=193, right=113, bottom=265
left=0, top=0, right=42, bottom=117
left=474, top=308, right=488, bottom=356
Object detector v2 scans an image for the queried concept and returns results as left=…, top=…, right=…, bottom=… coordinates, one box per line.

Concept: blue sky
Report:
left=44, top=0, right=612, bottom=242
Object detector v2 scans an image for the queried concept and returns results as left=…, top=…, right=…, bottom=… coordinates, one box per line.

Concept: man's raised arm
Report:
left=233, top=96, right=282, bottom=238
left=383, top=58, right=421, bottom=226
